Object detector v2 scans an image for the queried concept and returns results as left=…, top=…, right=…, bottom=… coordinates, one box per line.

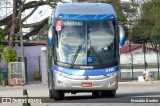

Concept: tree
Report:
left=30, top=24, right=48, bottom=40
left=104, top=0, right=140, bottom=40
left=104, top=0, right=126, bottom=24
left=130, top=0, right=160, bottom=40
left=0, top=28, right=4, bottom=61
left=121, top=0, right=139, bottom=38
left=125, top=0, right=160, bottom=53
left=3, top=46, right=18, bottom=62
left=0, top=0, right=62, bottom=47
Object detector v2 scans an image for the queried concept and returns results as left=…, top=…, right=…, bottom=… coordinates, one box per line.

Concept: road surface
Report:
left=0, top=81, right=160, bottom=106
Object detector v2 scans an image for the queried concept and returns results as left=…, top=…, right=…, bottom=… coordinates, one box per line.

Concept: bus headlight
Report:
left=54, top=71, right=68, bottom=87
left=55, top=70, right=69, bottom=78
left=105, top=72, right=118, bottom=77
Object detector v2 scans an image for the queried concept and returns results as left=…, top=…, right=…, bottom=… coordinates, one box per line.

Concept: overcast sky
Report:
left=0, top=0, right=136, bottom=33
left=24, top=0, right=53, bottom=24
left=21, top=0, right=132, bottom=33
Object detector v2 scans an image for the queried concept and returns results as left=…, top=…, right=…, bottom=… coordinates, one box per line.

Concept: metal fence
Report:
left=0, top=56, right=42, bottom=85
left=120, top=52, right=160, bottom=81
left=8, top=62, right=25, bottom=85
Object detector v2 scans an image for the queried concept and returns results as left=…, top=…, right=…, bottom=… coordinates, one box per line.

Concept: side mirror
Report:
left=48, top=25, right=54, bottom=45
left=119, top=25, right=125, bottom=46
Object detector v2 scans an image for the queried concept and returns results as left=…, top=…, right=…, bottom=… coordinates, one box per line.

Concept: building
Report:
left=120, top=43, right=158, bottom=55
left=1, top=40, right=46, bottom=83
left=120, top=44, right=159, bottom=65
left=120, top=44, right=142, bottom=54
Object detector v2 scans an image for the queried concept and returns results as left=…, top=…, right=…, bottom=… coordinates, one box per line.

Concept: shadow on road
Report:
left=117, top=92, right=160, bottom=98
left=53, top=91, right=160, bottom=103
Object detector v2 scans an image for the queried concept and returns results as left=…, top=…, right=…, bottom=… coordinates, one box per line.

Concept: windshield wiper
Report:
left=89, top=46, right=104, bottom=68
left=70, top=45, right=82, bottom=68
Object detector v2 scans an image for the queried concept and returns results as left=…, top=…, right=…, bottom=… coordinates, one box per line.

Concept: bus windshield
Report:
left=56, top=20, right=117, bottom=67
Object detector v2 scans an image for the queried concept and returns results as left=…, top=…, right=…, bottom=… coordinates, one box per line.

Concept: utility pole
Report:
left=143, top=40, right=146, bottom=71
left=19, top=1, right=26, bottom=84
left=19, top=4, right=24, bottom=62
left=157, top=50, right=159, bottom=80
left=129, top=40, right=133, bottom=80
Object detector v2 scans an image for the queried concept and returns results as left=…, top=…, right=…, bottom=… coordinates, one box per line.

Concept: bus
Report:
left=47, top=1, right=125, bottom=101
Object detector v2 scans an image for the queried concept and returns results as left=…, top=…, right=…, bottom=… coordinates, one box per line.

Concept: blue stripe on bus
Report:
left=48, top=38, right=53, bottom=45
left=57, top=14, right=116, bottom=20
left=53, top=65, right=119, bottom=76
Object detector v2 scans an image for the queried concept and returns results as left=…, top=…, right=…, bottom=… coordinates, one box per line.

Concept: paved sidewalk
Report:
left=0, top=83, right=48, bottom=97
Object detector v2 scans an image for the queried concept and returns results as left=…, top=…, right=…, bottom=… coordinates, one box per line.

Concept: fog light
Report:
left=108, top=81, right=116, bottom=87
left=58, top=80, right=65, bottom=87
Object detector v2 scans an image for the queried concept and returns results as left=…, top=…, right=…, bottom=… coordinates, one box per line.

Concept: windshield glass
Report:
left=56, top=20, right=87, bottom=65
left=87, top=21, right=116, bottom=65
left=56, top=20, right=117, bottom=66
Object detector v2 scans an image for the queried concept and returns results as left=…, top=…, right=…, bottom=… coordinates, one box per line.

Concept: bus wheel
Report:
left=101, top=90, right=116, bottom=98
left=54, top=90, right=64, bottom=101
left=92, top=91, right=99, bottom=98
left=49, top=90, right=64, bottom=100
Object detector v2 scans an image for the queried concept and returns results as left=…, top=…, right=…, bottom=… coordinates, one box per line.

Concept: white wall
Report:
left=120, top=53, right=159, bottom=64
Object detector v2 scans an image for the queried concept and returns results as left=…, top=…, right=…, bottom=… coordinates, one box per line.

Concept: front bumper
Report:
left=53, top=71, right=118, bottom=90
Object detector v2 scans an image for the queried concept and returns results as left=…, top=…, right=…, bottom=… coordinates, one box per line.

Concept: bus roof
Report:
left=55, top=3, right=117, bottom=18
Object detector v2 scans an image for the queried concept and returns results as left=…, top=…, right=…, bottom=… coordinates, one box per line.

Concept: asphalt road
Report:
left=0, top=81, right=160, bottom=106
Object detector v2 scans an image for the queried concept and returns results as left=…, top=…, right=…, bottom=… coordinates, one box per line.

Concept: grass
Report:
left=120, top=64, right=159, bottom=69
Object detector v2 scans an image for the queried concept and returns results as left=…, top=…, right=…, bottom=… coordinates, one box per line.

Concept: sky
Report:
left=0, top=0, right=141, bottom=34
left=24, top=0, right=53, bottom=24
left=22, top=0, right=77, bottom=33
left=0, top=0, right=53, bottom=33
left=21, top=0, right=53, bottom=34
left=23, top=0, right=131, bottom=26
left=0, top=0, right=135, bottom=25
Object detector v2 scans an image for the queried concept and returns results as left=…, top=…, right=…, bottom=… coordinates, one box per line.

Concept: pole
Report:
left=129, top=41, right=133, bottom=80
left=20, top=5, right=25, bottom=84
left=143, top=40, right=146, bottom=71
left=131, top=54, right=133, bottom=80
left=157, top=51, right=159, bottom=80
left=20, top=5, right=24, bottom=62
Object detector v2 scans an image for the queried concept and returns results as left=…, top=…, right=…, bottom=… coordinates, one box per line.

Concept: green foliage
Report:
left=0, top=44, right=3, bottom=52
left=121, top=64, right=158, bottom=69
left=0, top=70, right=8, bottom=80
left=0, top=28, right=4, bottom=40
left=14, top=35, right=19, bottom=41
left=0, top=28, right=4, bottom=61
left=3, top=46, right=18, bottom=62
left=31, top=24, right=48, bottom=40
left=130, top=0, right=160, bottom=43
left=0, top=44, right=4, bottom=59
left=47, top=45, right=53, bottom=69
left=105, top=0, right=126, bottom=23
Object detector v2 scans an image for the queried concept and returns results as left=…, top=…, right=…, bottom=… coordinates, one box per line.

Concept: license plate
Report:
left=81, top=82, right=92, bottom=87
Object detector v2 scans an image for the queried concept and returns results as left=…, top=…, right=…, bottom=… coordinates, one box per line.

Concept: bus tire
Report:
left=49, top=89, right=54, bottom=98
left=53, top=90, right=64, bottom=101
left=101, top=90, right=116, bottom=98
left=92, top=91, right=99, bottom=98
